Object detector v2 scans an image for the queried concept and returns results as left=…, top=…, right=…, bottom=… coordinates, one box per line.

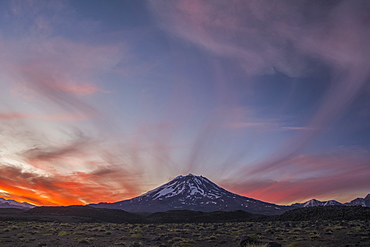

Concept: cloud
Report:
left=0, top=1, right=144, bottom=206
left=226, top=121, right=278, bottom=130
left=0, top=164, right=141, bottom=206
left=221, top=148, right=370, bottom=204
left=0, top=112, right=87, bottom=121
left=149, top=0, right=370, bottom=175
left=52, top=83, right=108, bottom=95
left=0, top=0, right=122, bottom=120
left=149, top=0, right=310, bottom=76
left=1, top=0, right=369, bottom=206
left=7, top=41, right=118, bottom=118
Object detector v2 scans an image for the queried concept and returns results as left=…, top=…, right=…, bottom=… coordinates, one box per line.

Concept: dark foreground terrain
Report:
left=0, top=219, right=369, bottom=247
left=0, top=206, right=369, bottom=246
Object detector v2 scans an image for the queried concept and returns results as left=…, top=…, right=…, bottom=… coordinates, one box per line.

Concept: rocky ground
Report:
left=0, top=219, right=369, bottom=247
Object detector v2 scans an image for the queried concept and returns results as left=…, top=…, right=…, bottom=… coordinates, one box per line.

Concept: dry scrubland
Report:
left=0, top=219, right=369, bottom=247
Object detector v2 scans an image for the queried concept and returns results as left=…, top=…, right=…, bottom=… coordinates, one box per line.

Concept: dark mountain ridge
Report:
left=0, top=206, right=265, bottom=223
left=276, top=205, right=370, bottom=221
left=1, top=205, right=368, bottom=223
left=24, top=205, right=144, bottom=223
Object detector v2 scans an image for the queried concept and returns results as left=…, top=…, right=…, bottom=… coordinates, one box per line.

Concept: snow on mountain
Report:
left=0, top=198, right=35, bottom=210
left=91, top=174, right=291, bottom=215
left=300, top=199, right=343, bottom=207
left=345, top=194, right=370, bottom=207
left=323, top=200, right=343, bottom=206
left=293, top=195, right=370, bottom=208
left=140, top=174, right=230, bottom=201
left=303, top=199, right=321, bottom=207
left=90, top=174, right=369, bottom=213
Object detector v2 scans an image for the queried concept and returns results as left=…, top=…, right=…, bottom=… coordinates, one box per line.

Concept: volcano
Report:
left=91, top=174, right=291, bottom=215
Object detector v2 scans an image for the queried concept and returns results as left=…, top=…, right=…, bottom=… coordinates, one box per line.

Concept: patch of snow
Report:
left=153, top=187, right=176, bottom=199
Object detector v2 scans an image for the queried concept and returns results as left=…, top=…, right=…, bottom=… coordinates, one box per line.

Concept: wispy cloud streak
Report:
left=149, top=0, right=370, bottom=176
left=0, top=0, right=142, bottom=205
left=221, top=148, right=370, bottom=204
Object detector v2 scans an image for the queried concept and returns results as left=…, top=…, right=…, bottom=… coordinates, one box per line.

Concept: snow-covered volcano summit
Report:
left=140, top=174, right=232, bottom=201
left=91, top=174, right=291, bottom=215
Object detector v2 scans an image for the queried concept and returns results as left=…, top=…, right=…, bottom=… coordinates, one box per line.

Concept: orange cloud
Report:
left=0, top=165, right=141, bottom=206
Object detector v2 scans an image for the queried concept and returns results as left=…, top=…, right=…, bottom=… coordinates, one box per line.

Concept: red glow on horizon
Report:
left=0, top=164, right=141, bottom=206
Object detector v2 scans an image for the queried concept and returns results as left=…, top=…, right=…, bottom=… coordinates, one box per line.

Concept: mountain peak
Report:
left=92, top=174, right=289, bottom=214
left=144, top=173, right=224, bottom=201
left=365, top=194, right=370, bottom=200
left=0, top=198, right=35, bottom=210
left=294, top=198, right=343, bottom=208
left=175, top=173, right=202, bottom=179
left=186, top=173, right=196, bottom=177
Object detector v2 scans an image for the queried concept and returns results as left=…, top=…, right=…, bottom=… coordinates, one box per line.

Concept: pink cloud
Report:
left=0, top=112, right=25, bottom=120
left=0, top=112, right=88, bottom=121
left=149, top=0, right=308, bottom=76
left=150, top=0, right=370, bottom=176
left=0, top=0, right=167, bottom=206
left=0, top=35, right=122, bottom=131
left=53, top=83, right=107, bottom=95
left=221, top=148, right=370, bottom=204
left=0, top=1, right=122, bottom=119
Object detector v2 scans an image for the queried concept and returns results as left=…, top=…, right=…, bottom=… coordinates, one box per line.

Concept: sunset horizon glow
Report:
left=0, top=0, right=370, bottom=207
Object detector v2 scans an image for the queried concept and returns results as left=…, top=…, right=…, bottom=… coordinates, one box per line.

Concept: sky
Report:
left=0, top=0, right=369, bottom=206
